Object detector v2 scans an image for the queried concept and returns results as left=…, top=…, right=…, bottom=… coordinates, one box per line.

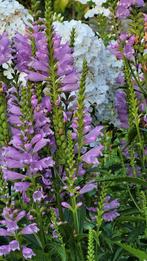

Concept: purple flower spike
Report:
left=14, top=22, right=79, bottom=91
left=22, top=247, right=36, bottom=260
left=103, top=196, right=120, bottom=222
left=0, top=33, right=11, bottom=65
left=116, top=0, right=144, bottom=20
left=115, top=90, right=129, bottom=129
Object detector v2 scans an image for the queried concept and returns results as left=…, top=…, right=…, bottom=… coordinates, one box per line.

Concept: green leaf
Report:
left=115, top=242, right=147, bottom=261
left=47, top=242, right=67, bottom=261
left=117, top=215, right=145, bottom=223
left=95, top=176, right=147, bottom=186
left=127, top=125, right=137, bottom=144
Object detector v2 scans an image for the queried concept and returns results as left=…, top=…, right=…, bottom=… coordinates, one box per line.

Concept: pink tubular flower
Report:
left=61, top=202, right=71, bottom=209
left=22, top=247, right=36, bottom=260
left=0, top=245, right=10, bottom=256
left=103, top=210, right=120, bottom=222
left=0, top=228, right=10, bottom=236
left=109, top=34, right=135, bottom=62
left=103, top=196, right=120, bottom=222
left=79, top=183, right=97, bottom=194
left=9, top=240, right=20, bottom=251
left=82, top=145, right=104, bottom=165
left=84, top=126, right=103, bottom=144
left=14, top=182, right=30, bottom=193
left=3, top=169, right=25, bottom=181
left=21, top=223, right=39, bottom=235
left=33, top=190, right=45, bottom=202
left=116, top=0, right=144, bottom=20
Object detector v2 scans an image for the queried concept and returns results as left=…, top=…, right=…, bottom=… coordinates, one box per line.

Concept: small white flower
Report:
left=76, top=0, right=110, bottom=18
left=75, top=0, right=89, bottom=3
left=0, top=0, right=33, bottom=37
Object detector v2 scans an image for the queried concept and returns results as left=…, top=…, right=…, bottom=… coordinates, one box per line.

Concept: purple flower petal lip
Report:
left=76, top=202, right=83, bottom=208
left=42, top=96, right=51, bottom=111
left=116, top=73, right=125, bottom=86
left=115, top=90, right=129, bottom=128
left=116, top=0, right=144, bottom=20
left=108, top=42, right=123, bottom=60
left=33, top=138, right=49, bottom=153
left=8, top=104, right=22, bottom=116
left=4, top=147, right=24, bottom=160
left=22, top=246, right=36, bottom=259
left=0, top=33, right=11, bottom=65
left=82, top=145, right=104, bottom=165
left=9, top=240, right=20, bottom=251
left=29, top=59, right=48, bottom=72
left=15, top=210, right=26, bottom=222
left=84, top=126, right=103, bottom=144
left=116, top=6, right=130, bottom=19
left=31, top=134, right=42, bottom=145
left=119, top=32, right=128, bottom=41
left=57, top=64, right=73, bottom=76
left=0, top=228, right=10, bottom=236
left=0, top=245, right=10, bottom=256
left=5, top=159, right=24, bottom=169
left=21, top=223, right=39, bottom=235
left=79, top=183, right=97, bottom=194
left=6, top=221, right=19, bottom=233
left=14, top=33, right=32, bottom=72
left=14, top=182, right=30, bottom=193
left=30, top=157, right=54, bottom=173
left=61, top=83, right=79, bottom=92
left=104, top=199, right=120, bottom=211
left=3, top=169, right=25, bottom=181
left=27, top=71, right=47, bottom=82
left=33, top=190, right=44, bottom=202
left=103, top=210, right=120, bottom=222
left=9, top=136, right=23, bottom=149
left=61, top=202, right=71, bottom=209
left=136, top=0, right=144, bottom=7
left=124, top=43, right=134, bottom=61
left=61, top=73, right=79, bottom=85
left=8, top=115, right=22, bottom=126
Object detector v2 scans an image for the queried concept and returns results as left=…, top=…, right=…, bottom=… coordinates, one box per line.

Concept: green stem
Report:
left=53, top=168, right=64, bottom=221
left=71, top=197, right=79, bottom=234
left=71, top=197, right=84, bottom=260
left=128, top=62, right=146, bottom=96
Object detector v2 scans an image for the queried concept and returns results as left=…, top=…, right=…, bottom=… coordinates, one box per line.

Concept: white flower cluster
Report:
left=0, top=0, right=32, bottom=37
left=54, top=20, right=122, bottom=122
left=75, top=0, right=110, bottom=18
